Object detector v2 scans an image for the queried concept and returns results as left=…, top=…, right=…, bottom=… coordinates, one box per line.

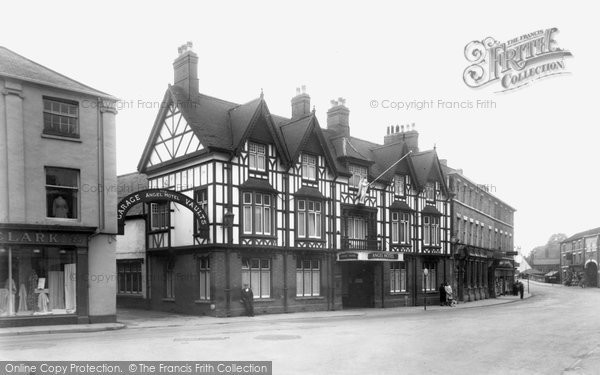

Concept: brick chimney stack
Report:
left=291, top=85, right=310, bottom=119
left=327, top=97, right=350, bottom=137
left=173, top=41, right=199, bottom=98
left=383, top=122, right=419, bottom=152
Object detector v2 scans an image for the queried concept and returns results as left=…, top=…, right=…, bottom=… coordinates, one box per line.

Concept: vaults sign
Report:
left=117, top=189, right=209, bottom=235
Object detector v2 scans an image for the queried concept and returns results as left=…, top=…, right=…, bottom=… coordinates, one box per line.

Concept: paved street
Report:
left=1, top=282, right=599, bottom=375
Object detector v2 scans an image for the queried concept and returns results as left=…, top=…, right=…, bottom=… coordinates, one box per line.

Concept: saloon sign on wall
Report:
left=116, top=189, right=209, bottom=235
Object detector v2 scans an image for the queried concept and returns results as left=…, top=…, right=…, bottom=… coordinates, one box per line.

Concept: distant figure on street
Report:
left=439, top=283, right=446, bottom=306
left=512, top=281, right=518, bottom=296
left=518, top=281, right=524, bottom=299
left=444, top=282, right=454, bottom=307
left=241, top=283, right=254, bottom=316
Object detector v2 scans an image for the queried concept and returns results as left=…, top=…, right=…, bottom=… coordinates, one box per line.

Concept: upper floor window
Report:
left=46, top=167, right=79, bottom=219
left=242, top=192, right=273, bottom=236
left=347, top=216, right=367, bottom=240
left=302, top=154, right=317, bottom=181
left=423, top=216, right=440, bottom=246
left=150, top=202, right=170, bottom=231
left=43, top=97, right=79, bottom=138
left=394, top=175, right=405, bottom=196
left=425, top=183, right=435, bottom=201
left=297, top=199, right=322, bottom=239
left=391, top=212, right=411, bottom=244
left=349, top=165, right=367, bottom=188
left=248, top=142, right=266, bottom=172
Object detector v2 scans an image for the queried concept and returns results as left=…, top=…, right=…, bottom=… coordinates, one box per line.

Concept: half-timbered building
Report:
left=123, top=44, right=452, bottom=316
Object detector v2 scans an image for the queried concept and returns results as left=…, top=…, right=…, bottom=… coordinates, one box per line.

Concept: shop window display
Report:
left=0, top=247, right=76, bottom=317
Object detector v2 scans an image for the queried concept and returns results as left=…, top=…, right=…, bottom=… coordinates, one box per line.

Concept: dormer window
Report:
left=349, top=165, right=367, bottom=188
left=302, top=154, right=317, bottom=181
left=394, top=175, right=405, bottom=196
left=248, top=142, right=266, bottom=172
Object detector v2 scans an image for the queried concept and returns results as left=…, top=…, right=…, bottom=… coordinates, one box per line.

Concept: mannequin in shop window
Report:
left=52, top=195, right=69, bottom=218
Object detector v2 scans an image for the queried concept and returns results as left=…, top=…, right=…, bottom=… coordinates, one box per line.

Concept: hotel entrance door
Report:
left=342, top=263, right=375, bottom=308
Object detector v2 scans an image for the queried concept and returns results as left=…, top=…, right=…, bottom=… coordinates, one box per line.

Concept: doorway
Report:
left=342, top=263, right=375, bottom=308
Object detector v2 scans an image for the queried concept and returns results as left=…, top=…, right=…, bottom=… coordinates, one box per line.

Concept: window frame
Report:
left=349, top=164, right=368, bottom=188
left=423, top=215, right=441, bottom=247
left=296, top=258, right=321, bottom=297
left=242, top=191, right=275, bottom=236
left=42, top=97, right=80, bottom=138
left=296, top=198, right=323, bottom=240
left=391, top=211, right=411, bottom=245
left=394, top=175, right=405, bottom=196
left=301, top=153, right=317, bottom=181
left=422, top=262, right=437, bottom=291
left=390, top=262, right=407, bottom=293
left=149, top=202, right=170, bottom=232
left=248, top=142, right=267, bottom=173
left=197, top=256, right=211, bottom=301
left=241, top=257, right=271, bottom=299
left=117, top=259, right=143, bottom=295
left=45, top=166, right=80, bottom=219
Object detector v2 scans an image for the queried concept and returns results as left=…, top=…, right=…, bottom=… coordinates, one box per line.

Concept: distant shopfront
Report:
left=0, top=224, right=93, bottom=327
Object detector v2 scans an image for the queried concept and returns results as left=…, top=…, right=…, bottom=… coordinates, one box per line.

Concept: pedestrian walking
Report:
left=518, top=281, right=524, bottom=299
left=444, top=282, right=454, bottom=307
left=241, top=284, right=254, bottom=316
left=439, top=283, right=446, bottom=306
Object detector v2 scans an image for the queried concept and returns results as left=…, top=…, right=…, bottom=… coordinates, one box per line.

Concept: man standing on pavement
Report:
left=518, top=281, right=524, bottom=299
left=241, top=283, right=254, bottom=316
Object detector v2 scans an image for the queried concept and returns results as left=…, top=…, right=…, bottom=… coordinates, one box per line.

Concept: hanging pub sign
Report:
left=117, top=189, right=209, bottom=235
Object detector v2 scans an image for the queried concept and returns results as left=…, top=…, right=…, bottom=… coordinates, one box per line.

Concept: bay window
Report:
left=242, top=192, right=274, bottom=236
left=391, top=212, right=411, bottom=244
left=423, top=216, right=440, bottom=246
left=297, top=199, right=322, bottom=239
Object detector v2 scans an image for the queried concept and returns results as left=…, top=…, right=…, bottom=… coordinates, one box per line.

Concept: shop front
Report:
left=0, top=224, right=93, bottom=327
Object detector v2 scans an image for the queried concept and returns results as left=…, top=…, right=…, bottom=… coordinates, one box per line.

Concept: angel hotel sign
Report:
left=117, top=189, right=209, bottom=235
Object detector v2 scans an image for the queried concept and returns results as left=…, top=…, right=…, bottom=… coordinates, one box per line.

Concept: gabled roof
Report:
left=0, top=46, right=116, bottom=100
left=117, top=172, right=148, bottom=217
left=563, top=227, right=600, bottom=242
left=371, top=142, right=412, bottom=183
left=410, top=150, right=443, bottom=190
left=279, top=113, right=338, bottom=177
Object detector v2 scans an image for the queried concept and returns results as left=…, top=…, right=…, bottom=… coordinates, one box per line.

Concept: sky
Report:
left=1, top=0, right=598, bottom=254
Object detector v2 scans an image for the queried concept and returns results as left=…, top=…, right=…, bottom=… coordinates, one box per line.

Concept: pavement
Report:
left=0, top=290, right=531, bottom=336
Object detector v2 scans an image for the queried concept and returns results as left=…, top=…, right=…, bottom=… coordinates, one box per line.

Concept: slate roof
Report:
left=117, top=172, right=148, bottom=217
left=563, top=227, right=600, bottom=242
left=0, top=46, right=116, bottom=100
left=139, top=85, right=447, bottom=193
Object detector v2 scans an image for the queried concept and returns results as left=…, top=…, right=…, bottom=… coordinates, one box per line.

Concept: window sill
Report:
left=253, top=298, right=274, bottom=303
left=42, top=133, right=82, bottom=143
left=117, top=293, right=144, bottom=298
left=46, top=217, right=80, bottom=222
left=295, top=296, right=324, bottom=300
left=161, top=298, right=175, bottom=302
left=194, top=299, right=213, bottom=304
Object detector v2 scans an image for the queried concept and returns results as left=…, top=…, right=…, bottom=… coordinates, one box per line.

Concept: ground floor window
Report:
left=0, top=247, right=77, bottom=317
left=117, top=260, right=142, bottom=295
left=423, top=262, right=437, bottom=291
left=390, top=262, right=406, bottom=292
left=198, top=257, right=210, bottom=300
left=296, top=258, right=320, bottom=297
left=242, top=258, right=270, bottom=298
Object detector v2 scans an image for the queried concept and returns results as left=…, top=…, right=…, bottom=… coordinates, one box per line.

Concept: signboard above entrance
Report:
left=116, top=189, right=209, bottom=235
left=337, top=251, right=403, bottom=262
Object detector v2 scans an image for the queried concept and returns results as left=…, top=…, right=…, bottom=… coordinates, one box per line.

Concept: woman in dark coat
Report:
left=439, top=283, right=446, bottom=306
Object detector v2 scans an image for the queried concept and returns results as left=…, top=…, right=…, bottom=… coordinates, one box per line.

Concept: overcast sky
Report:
left=2, top=0, right=598, bottom=254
